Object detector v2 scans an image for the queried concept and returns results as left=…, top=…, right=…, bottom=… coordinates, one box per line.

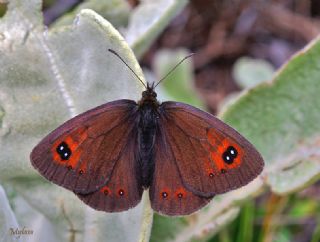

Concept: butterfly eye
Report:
left=152, top=92, right=157, bottom=98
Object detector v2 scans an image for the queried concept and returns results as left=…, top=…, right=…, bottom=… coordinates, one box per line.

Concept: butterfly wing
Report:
left=149, top=124, right=212, bottom=216
left=157, top=101, right=264, bottom=198
left=75, top=130, right=143, bottom=212
left=30, top=100, right=139, bottom=194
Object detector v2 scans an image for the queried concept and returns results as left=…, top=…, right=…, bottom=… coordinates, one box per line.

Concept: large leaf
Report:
left=222, top=37, right=320, bottom=194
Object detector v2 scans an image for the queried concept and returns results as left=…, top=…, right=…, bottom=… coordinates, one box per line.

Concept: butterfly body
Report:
left=136, top=86, right=158, bottom=188
left=31, top=83, right=264, bottom=216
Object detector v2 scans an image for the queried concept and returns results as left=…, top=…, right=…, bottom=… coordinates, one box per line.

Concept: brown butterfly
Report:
left=30, top=50, right=264, bottom=216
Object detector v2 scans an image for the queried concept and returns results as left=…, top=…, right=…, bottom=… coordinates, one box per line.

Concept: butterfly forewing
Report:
left=159, top=102, right=264, bottom=197
left=149, top=125, right=212, bottom=216
left=30, top=100, right=139, bottom=194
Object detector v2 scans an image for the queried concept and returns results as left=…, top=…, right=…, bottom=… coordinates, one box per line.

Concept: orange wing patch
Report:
left=100, top=186, right=111, bottom=196
left=206, top=128, right=244, bottom=175
left=51, top=127, right=88, bottom=172
left=174, top=187, right=187, bottom=199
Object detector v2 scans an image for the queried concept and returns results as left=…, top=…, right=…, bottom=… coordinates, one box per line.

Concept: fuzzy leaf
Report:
left=222, top=37, right=320, bottom=193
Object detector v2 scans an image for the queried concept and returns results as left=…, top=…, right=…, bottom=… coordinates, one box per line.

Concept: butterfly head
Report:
left=139, top=82, right=159, bottom=106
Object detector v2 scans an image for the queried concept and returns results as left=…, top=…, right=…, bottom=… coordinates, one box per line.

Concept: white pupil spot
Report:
left=59, top=146, right=64, bottom=151
left=226, top=156, right=230, bottom=160
left=230, top=149, right=235, bottom=155
left=64, top=152, right=68, bottom=157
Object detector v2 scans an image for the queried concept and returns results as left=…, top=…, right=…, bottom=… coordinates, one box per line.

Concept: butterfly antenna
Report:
left=154, top=53, right=195, bottom=88
left=108, top=49, right=147, bottom=89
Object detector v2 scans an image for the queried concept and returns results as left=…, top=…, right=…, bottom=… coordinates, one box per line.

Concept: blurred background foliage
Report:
left=1, top=0, right=320, bottom=242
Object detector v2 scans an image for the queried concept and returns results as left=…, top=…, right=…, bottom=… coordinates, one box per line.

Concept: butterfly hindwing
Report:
left=159, top=101, right=264, bottom=197
left=76, top=130, right=143, bottom=212
left=149, top=124, right=212, bottom=216
left=30, top=100, right=139, bottom=194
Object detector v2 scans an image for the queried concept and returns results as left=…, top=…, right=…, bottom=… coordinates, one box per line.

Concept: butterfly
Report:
left=30, top=49, right=264, bottom=216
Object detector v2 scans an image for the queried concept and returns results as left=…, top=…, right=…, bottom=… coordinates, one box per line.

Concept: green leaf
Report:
left=221, top=38, right=320, bottom=193
left=125, top=0, right=188, bottom=58
left=232, top=57, right=275, bottom=89
left=52, top=0, right=130, bottom=29
left=151, top=216, right=187, bottom=242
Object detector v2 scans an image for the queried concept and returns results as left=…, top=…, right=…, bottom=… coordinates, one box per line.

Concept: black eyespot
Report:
left=209, top=173, right=214, bottom=178
left=78, top=169, right=84, bottom=175
left=222, top=146, right=238, bottom=164
left=177, top=193, right=183, bottom=199
left=162, top=192, right=168, bottom=198
left=221, top=169, right=227, bottom=174
left=56, top=142, right=72, bottom=160
left=67, top=165, right=73, bottom=170
left=103, top=190, right=109, bottom=196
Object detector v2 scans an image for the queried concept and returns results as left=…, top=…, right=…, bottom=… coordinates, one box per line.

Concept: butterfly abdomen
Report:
left=137, top=102, right=159, bottom=188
